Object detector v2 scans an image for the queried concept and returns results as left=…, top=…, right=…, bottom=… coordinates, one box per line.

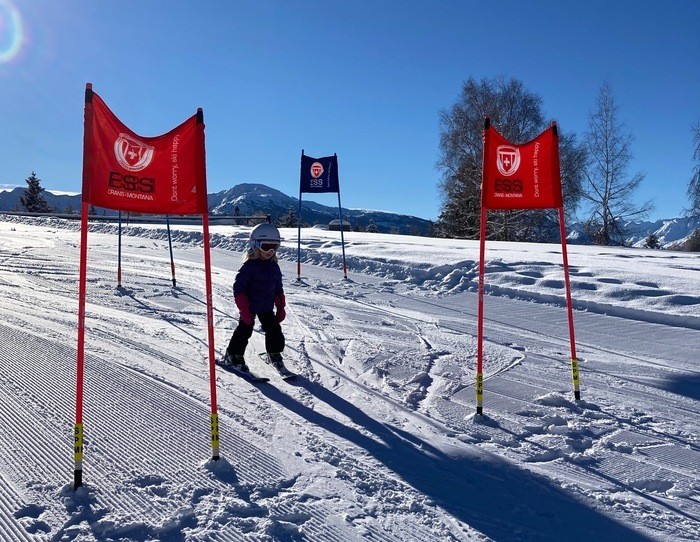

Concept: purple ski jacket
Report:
left=233, top=258, right=284, bottom=314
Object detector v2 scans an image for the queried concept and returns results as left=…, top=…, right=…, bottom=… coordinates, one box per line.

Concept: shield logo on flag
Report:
left=496, top=145, right=520, bottom=177
left=114, top=133, right=155, bottom=172
left=310, top=162, right=324, bottom=179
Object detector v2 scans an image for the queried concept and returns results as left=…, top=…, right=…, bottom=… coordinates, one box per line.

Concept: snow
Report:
left=0, top=214, right=698, bottom=541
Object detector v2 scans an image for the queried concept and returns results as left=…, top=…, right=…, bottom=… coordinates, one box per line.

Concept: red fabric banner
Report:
left=82, top=91, right=207, bottom=214
left=482, top=123, right=562, bottom=210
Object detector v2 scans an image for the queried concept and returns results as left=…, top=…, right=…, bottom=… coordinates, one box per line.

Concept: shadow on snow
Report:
left=257, top=377, right=654, bottom=542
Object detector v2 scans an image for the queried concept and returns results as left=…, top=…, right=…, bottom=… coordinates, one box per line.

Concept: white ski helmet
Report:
left=249, top=223, right=281, bottom=249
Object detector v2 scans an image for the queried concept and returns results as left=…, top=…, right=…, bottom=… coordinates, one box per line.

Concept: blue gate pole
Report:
left=166, top=215, right=176, bottom=287
left=117, top=211, right=122, bottom=287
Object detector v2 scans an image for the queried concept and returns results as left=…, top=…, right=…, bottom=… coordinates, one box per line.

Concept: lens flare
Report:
left=0, top=0, right=23, bottom=64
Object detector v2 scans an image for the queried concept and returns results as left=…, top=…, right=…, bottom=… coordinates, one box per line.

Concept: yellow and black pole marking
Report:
left=570, top=358, right=581, bottom=400
left=211, top=413, right=220, bottom=460
left=476, top=372, right=484, bottom=415
left=73, top=423, right=84, bottom=489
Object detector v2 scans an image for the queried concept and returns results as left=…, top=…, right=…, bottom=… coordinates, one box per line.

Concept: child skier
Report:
left=224, top=223, right=288, bottom=373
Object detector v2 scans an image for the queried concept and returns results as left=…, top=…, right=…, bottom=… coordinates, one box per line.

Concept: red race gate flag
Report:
left=82, top=90, right=207, bottom=215
left=475, top=118, right=580, bottom=416
left=74, top=85, right=218, bottom=490
left=482, top=122, right=562, bottom=210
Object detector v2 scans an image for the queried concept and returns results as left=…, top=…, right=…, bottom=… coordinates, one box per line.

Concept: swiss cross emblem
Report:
left=496, top=145, right=520, bottom=177
left=114, top=133, right=154, bottom=172
left=310, top=162, right=324, bottom=178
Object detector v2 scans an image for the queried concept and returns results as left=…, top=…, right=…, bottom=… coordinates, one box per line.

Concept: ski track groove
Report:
left=1, top=289, right=434, bottom=539
left=310, top=283, right=700, bottom=536
left=430, top=352, right=700, bottom=533
left=78, top=345, right=290, bottom=491
left=86, top=326, right=300, bottom=484
left=318, top=278, right=698, bottom=430
left=280, top=315, right=479, bottom=540
left=75, top=282, right=430, bottom=540
left=245, top=331, right=461, bottom=542
left=0, top=320, right=301, bottom=539
left=349, top=281, right=699, bottom=377
left=0, top=472, right=38, bottom=541
left=288, top=300, right=459, bottom=438
left=240, top=315, right=469, bottom=541
left=0, top=323, right=192, bottom=519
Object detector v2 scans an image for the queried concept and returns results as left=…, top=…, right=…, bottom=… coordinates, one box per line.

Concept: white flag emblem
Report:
left=496, top=145, right=520, bottom=177
left=114, top=133, right=154, bottom=172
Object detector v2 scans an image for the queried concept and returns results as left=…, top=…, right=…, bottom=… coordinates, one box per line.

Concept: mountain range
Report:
left=206, top=183, right=433, bottom=235
left=0, top=183, right=434, bottom=235
left=1, top=183, right=697, bottom=247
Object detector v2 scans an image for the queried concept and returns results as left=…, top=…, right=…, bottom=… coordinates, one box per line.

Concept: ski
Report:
left=258, top=353, right=297, bottom=380
left=216, top=360, right=270, bottom=383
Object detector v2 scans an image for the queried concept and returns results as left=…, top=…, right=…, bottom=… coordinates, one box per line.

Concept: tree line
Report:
left=435, top=76, right=700, bottom=247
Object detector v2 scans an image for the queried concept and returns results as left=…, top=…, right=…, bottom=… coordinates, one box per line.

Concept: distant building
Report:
left=328, top=219, right=352, bottom=231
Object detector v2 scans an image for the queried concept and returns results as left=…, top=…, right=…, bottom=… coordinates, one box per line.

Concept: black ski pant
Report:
left=227, top=311, right=285, bottom=356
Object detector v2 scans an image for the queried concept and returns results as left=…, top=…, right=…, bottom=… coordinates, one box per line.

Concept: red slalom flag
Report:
left=482, top=122, right=562, bottom=210
left=82, top=91, right=207, bottom=215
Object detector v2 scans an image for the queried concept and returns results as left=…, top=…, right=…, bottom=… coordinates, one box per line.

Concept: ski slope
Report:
left=0, top=215, right=698, bottom=541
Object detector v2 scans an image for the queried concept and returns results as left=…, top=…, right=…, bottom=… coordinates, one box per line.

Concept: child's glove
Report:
left=234, top=293, right=254, bottom=325
left=275, top=293, right=286, bottom=323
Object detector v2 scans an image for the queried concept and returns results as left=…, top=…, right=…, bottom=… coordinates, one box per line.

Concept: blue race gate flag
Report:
left=300, top=154, right=339, bottom=193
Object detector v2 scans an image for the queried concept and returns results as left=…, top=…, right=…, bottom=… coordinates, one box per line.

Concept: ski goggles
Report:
left=259, top=242, right=280, bottom=252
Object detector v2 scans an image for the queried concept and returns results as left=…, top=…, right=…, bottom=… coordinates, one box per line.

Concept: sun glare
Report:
left=0, top=0, right=23, bottom=64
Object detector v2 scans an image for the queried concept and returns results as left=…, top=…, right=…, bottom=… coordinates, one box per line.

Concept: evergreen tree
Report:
left=684, top=229, right=700, bottom=252
left=277, top=206, right=298, bottom=228
left=20, top=171, right=52, bottom=213
left=644, top=233, right=660, bottom=249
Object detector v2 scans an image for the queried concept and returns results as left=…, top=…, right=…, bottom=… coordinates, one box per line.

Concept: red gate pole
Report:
left=475, top=207, right=488, bottom=415
left=202, top=208, right=219, bottom=459
left=475, top=116, right=493, bottom=415
left=74, top=201, right=89, bottom=489
left=197, top=108, right=219, bottom=459
left=558, top=206, right=581, bottom=400
left=74, top=83, right=95, bottom=489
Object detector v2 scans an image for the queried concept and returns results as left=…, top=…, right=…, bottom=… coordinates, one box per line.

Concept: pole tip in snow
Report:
left=574, top=391, right=581, bottom=401
left=73, top=470, right=83, bottom=490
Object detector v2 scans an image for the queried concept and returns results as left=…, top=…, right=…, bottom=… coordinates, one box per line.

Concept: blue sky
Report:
left=0, top=0, right=698, bottom=221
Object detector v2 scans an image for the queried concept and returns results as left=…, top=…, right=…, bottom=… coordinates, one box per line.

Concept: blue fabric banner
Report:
left=300, top=154, right=339, bottom=193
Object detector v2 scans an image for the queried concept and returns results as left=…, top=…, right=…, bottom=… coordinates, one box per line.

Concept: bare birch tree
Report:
left=582, top=81, right=652, bottom=245
left=686, top=121, right=700, bottom=218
